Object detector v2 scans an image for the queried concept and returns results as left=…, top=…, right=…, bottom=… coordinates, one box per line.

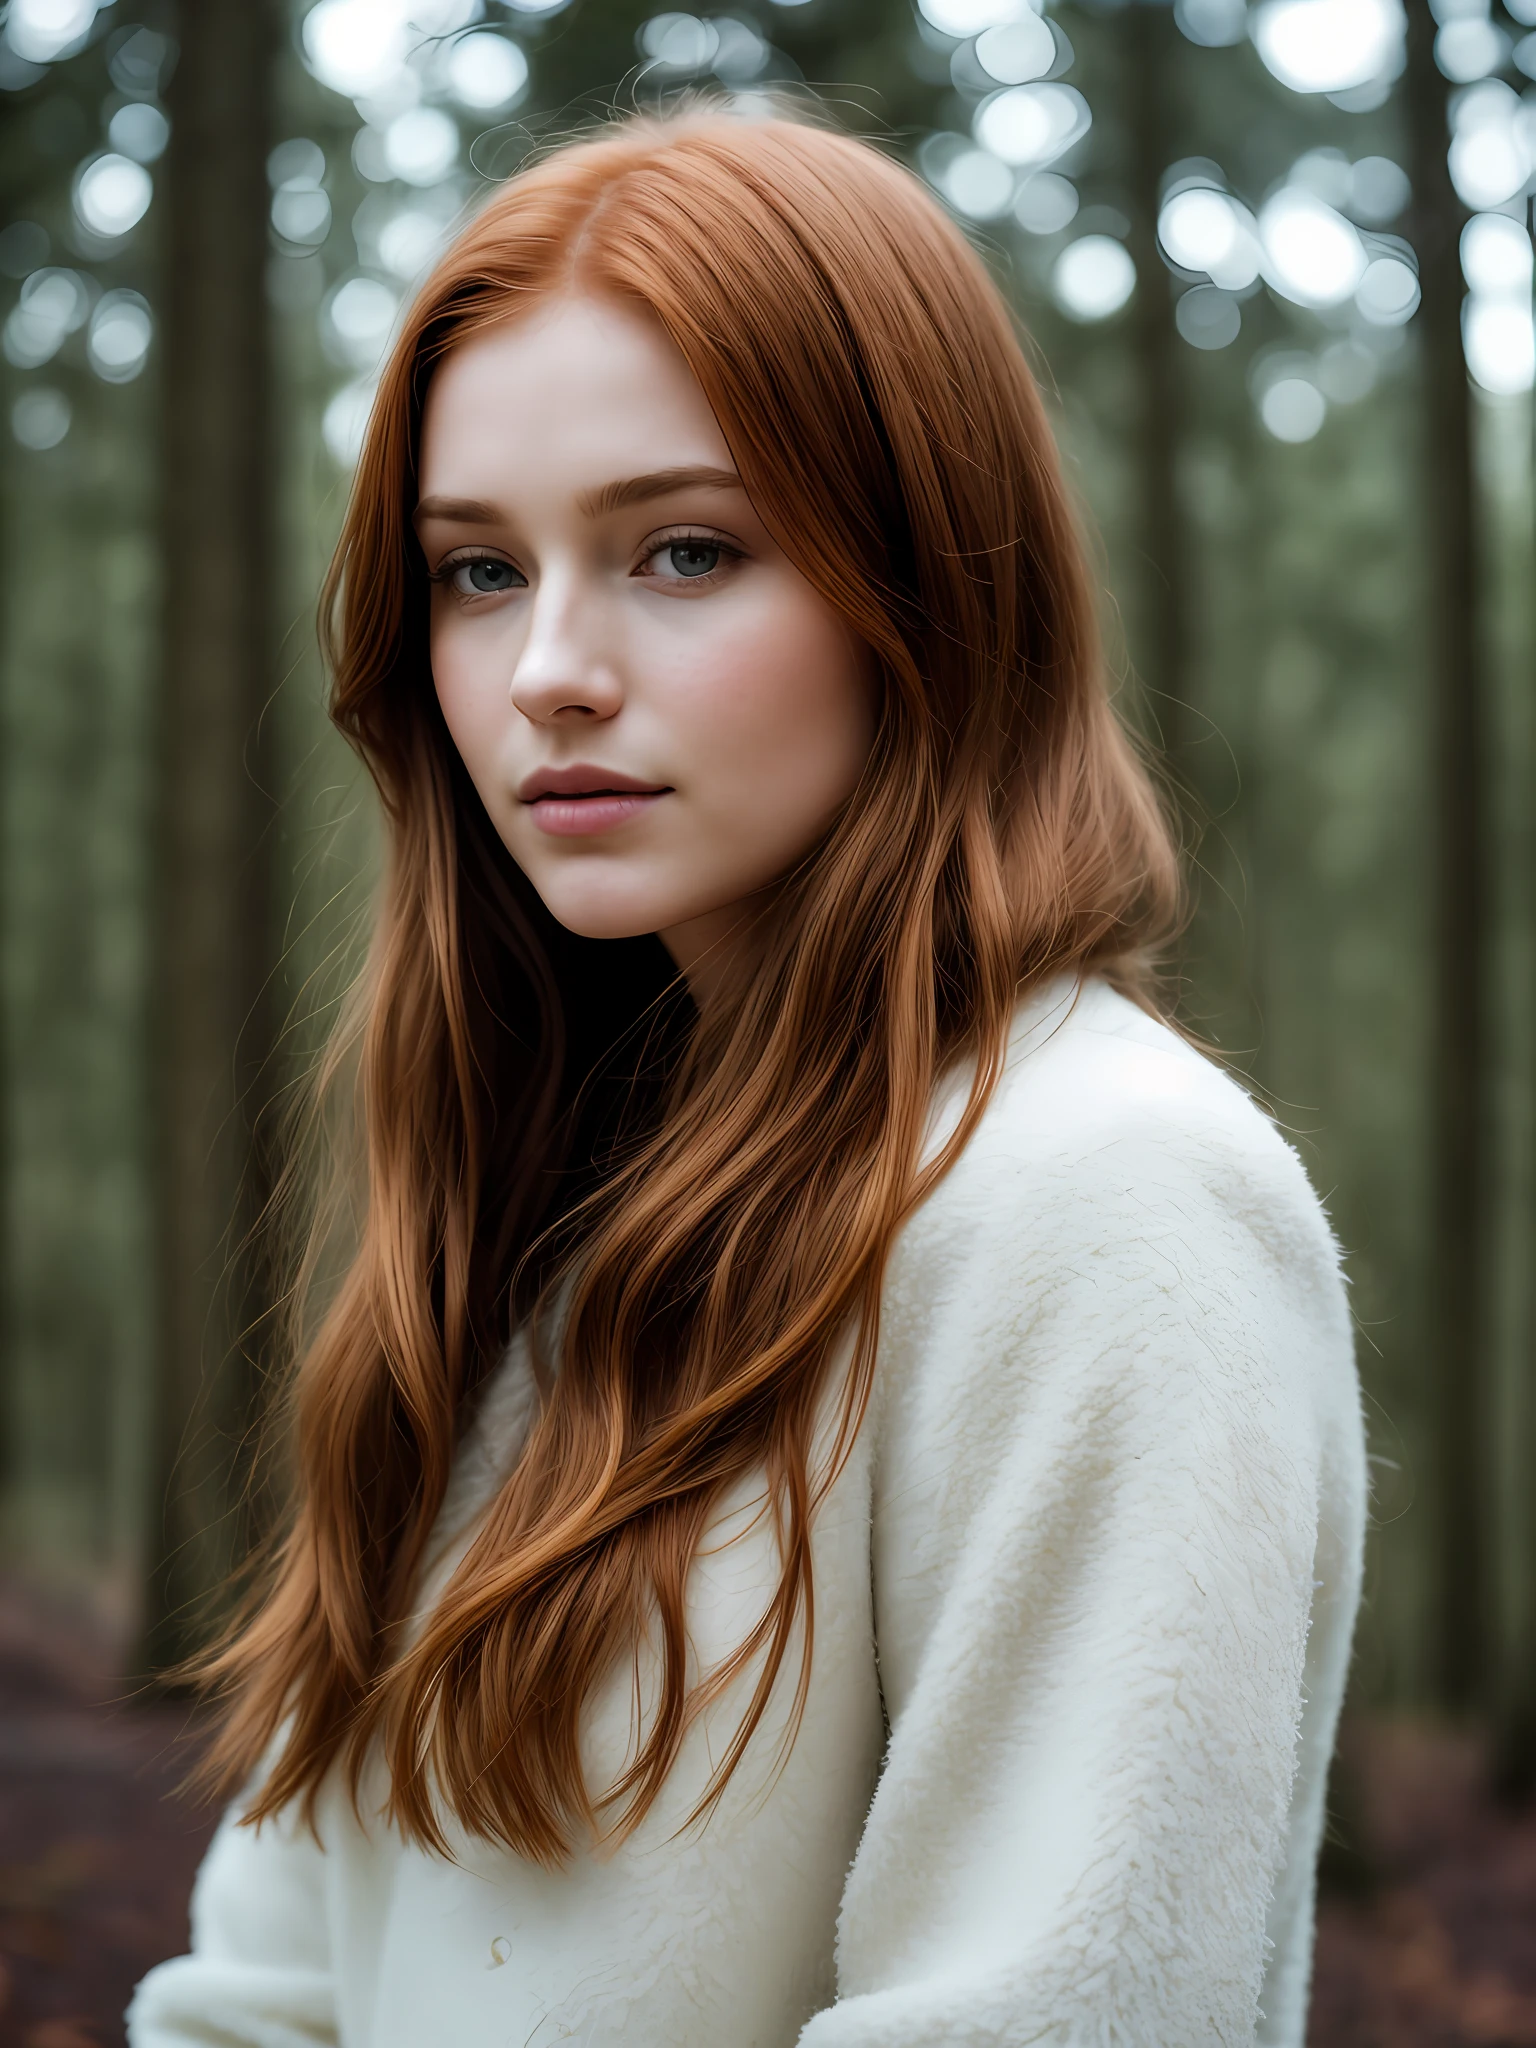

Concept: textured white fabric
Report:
left=129, top=977, right=1366, bottom=2048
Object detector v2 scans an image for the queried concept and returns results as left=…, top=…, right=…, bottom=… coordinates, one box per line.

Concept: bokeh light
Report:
left=708, top=19, right=772, bottom=78
left=1355, top=255, right=1420, bottom=324
left=973, top=83, right=1090, bottom=168
left=916, top=0, right=1027, bottom=37
left=382, top=107, right=459, bottom=185
left=1160, top=186, right=1235, bottom=269
left=1014, top=171, right=1078, bottom=233
left=938, top=147, right=1015, bottom=219
left=272, top=187, right=332, bottom=246
left=106, top=24, right=171, bottom=96
left=302, top=0, right=483, bottom=101
left=1261, top=375, right=1327, bottom=440
left=352, top=129, right=392, bottom=184
left=1460, top=212, right=1536, bottom=395
left=5, top=0, right=100, bottom=64
left=269, top=139, right=331, bottom=250
left=323, top=275, right=400, bottom=373
left=322, top=377, right=377, bottom=466
left=639, top=13, right=719, bottom=69
left=1175, top=284, right=1243, bottom=349
left=73, top=154, right=152, bottom=240
left=1461, top=211, right=1533, bottom=297
left=445, top=32, right=529, bottom=110
left=974, top=16, right=1055, bottom=82
left=1251, top=0, right=1405, bottom=95
left=270, top=138, right=326, bottom=188
left=11, top=386, right=71, bottom=450
left=302, top=2, right=391, bottom=98
left=1463, top=299, right=1536, bottom=394
left=1258, top=187, right=1367, bottom=307
left=1175, top=0, right=1247, bottom=45
left=2, top=268, right=89, bottom=368
left=1447, top=82, right=1531, bottom=210
left=372, top=206, right=451, bottom=282
left=1159, top=185, right=1261, bottom=290
left=1052, top=235, right=1135, bottom=321
left=1288, top=145, right=1353, bottom=210
left=1349, top=154, right=1410, bottom=224
left=106, top=102, right=170, bottom=165
left=87, top=289, right=153, bottom=382
left=303, top=0, right=407, bottom=99
left=1435, top=16, right=1509, bottom=82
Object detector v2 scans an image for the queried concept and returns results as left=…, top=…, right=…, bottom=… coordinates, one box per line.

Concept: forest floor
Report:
left=1308, top=1719, right=1536, bottom=2045
left=0, top=1584, right=214, bottom=2048
left=0, top=1585, right=1535, bottom=2045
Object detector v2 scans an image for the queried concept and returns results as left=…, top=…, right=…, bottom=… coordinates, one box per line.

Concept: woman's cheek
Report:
left=432, top=633, right=498, bottom=765
left=707, top=608, right=871, bottom=801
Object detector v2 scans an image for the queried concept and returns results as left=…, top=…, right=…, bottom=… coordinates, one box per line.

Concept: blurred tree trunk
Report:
left=1404, top=0, right=1491, bottom=1718
left=1124, top=0, right=1194, bottom=807
left=1493, top=211, right=1536, bottom=1798
left=141, top=0, right=280, bottom=1672
left=0, top=500, right=9, bottom=1512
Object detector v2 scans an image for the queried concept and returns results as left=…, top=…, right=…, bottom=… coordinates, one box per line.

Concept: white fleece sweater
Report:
left=130, top=977, right=1366, bottom=2048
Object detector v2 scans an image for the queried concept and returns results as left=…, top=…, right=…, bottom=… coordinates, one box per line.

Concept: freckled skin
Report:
left=416, top=294, right=876, bottom=1005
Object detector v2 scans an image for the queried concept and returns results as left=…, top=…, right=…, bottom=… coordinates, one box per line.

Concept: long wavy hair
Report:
left=198, top=110, right=1180, bottom=1865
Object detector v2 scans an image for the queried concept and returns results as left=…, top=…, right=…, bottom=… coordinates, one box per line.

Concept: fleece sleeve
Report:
left=126, top=1793, right=337, bottom=2047
left=800, top=1064, right=1365, bottom=2048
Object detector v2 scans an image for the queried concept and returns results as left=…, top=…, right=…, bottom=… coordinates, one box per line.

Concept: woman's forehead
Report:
left=418, top=294, right=735, bottom=506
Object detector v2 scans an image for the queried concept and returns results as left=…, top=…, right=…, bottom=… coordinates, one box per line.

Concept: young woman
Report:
left=131, top=111, right=1365, bottom=2048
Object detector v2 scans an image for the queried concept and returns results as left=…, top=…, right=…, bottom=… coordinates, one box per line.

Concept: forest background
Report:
left=0, top=0, right=1532, bottom=1787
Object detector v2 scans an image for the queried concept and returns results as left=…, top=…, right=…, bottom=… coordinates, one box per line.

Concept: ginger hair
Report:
left=196, top=111, right=1179, bottom=1863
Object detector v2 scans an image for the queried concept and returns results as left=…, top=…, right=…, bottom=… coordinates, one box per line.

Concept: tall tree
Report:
left=1493, top=187, right=1536, bottom=1798
left=1124, top=0, right=1194, bottom=802
left=141, top=0, right=280, bottom=1671
left=1403, top=0, right=1490, bottom=1716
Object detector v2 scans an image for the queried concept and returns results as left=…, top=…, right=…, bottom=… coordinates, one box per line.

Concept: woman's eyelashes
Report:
left=428, top=527, right=744, bottom=602
left=635, top=527, right=743, bottom=587
left=431, top=552, right=526, bottom=599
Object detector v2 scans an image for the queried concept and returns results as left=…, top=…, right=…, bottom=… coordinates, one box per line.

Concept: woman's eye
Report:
left=650, top=539, right=723, bottom=581
left=450, top=558, right=523, bottom=595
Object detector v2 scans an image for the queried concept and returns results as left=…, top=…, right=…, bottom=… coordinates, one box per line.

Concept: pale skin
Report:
left=416, top=293, right=876, bottom=1009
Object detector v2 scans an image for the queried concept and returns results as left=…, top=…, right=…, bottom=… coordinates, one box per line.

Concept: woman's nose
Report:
left=508, top=574, right=624, bottom=725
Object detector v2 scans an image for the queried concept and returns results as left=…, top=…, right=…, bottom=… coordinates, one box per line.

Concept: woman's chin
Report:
left=531, top=888, right=687, bottom=946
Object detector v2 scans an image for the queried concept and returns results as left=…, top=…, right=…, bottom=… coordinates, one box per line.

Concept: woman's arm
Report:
left=127, top=1791, right=337, bottom=2046
left=804, top=1043, right=1366, bottom=2048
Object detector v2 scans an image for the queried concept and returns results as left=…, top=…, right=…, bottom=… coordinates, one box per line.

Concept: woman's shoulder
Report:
left=993, top=974, right=1300, bottom=1160
left=873, top=978, right=1363, bottom=1520
left=907, top=974, right=1350, bottom=1351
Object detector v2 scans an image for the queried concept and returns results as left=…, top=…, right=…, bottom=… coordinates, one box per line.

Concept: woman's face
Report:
left=416, top=293, right=875, bottom=1000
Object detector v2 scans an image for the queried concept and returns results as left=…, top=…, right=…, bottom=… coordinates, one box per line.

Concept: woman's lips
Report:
left=527, top=790, right=669, bottom=837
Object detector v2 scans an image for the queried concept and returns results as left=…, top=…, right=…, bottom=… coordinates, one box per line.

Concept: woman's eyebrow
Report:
left=414, top=494, right=499, bottom=526
left=414, top=468, right=744, bottom=531
left=578, top=466, right=743, bottom=516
